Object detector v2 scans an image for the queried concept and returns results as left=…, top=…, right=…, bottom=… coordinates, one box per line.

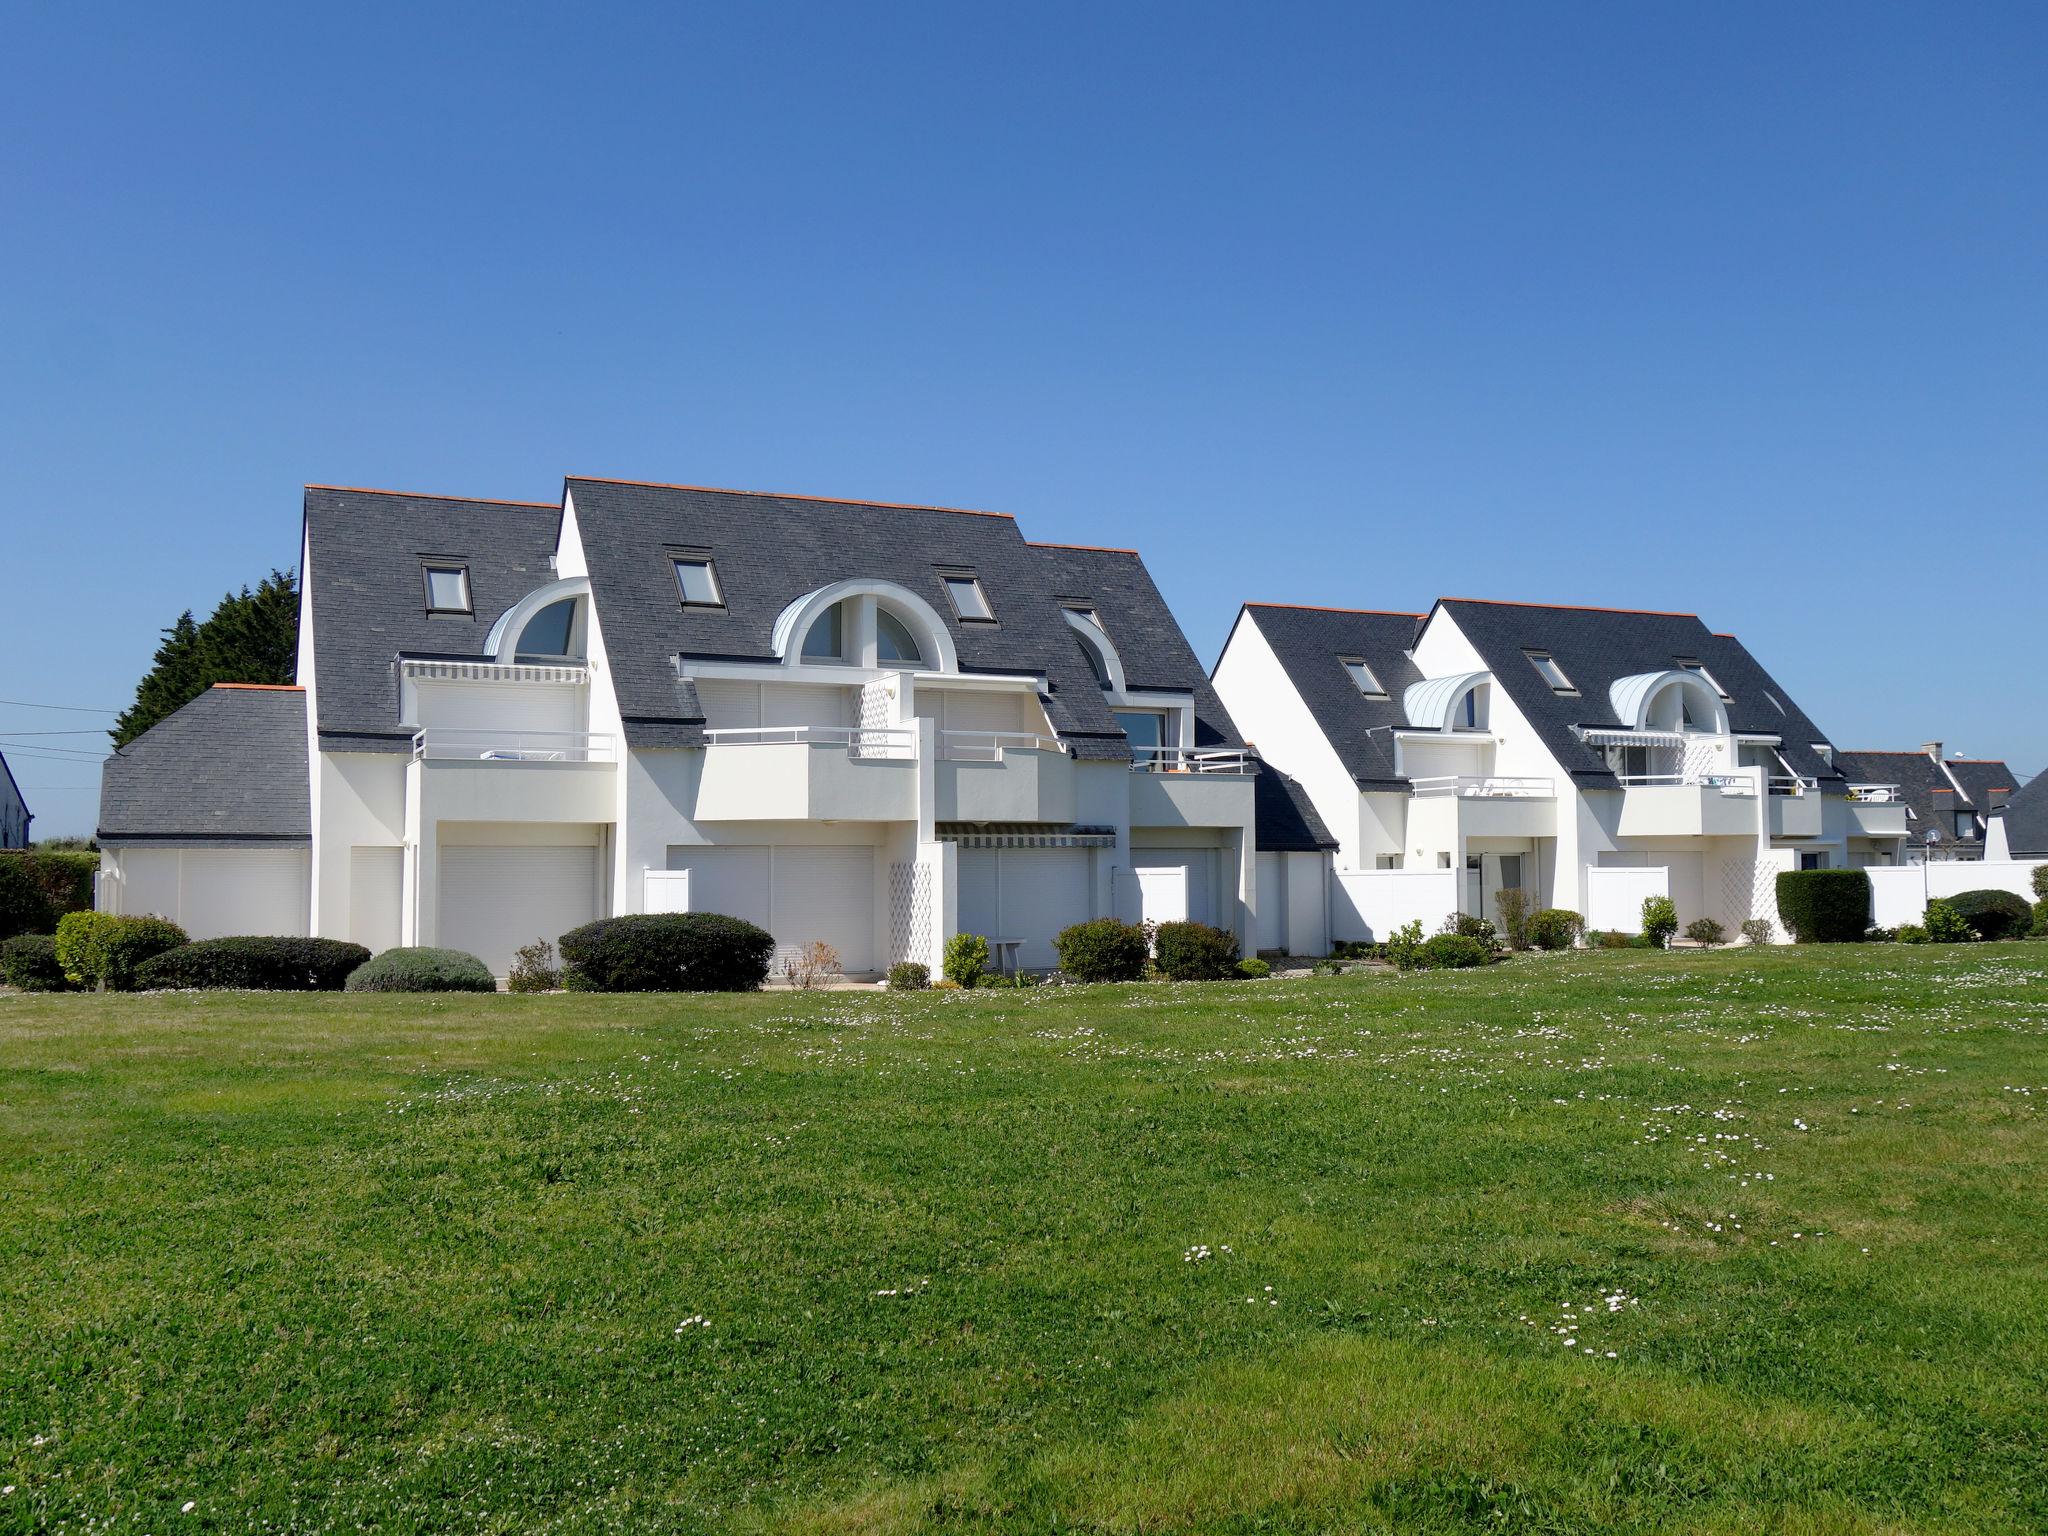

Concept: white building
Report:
left=1213, top=598, right=1913, bottom=941
left=1831, top=745, right=2017, bottom=863
left=98, top=479, right=1296, bottom=975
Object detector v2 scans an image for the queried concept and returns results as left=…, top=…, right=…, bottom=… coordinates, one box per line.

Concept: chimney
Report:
left=1921, top=741, right=1943, bottom=761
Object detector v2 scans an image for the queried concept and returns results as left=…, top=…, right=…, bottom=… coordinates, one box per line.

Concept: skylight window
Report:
left=876, top=608, right=924, bottom=665
left=1677, top=658, right=1731, bottom=699
left=1342, top=657, right=1387, bottom=698
left=941, top=574, right=994, bottom=623
left=673, top=557, right=723, bottom=607
left=422, top=562, right=472, bottom=615
left=1524, top=649, right=1575, bottom=693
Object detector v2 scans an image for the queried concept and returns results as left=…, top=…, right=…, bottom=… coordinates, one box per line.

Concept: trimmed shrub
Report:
left=55, top=911, right=189, bottom=990
left=1235, top=957, right=1271, bottom=979
left=1683, top=917, right=1726, bottom=948
left=0, top=859, right=56, bottom=942
left=1153, top=921, right=1240, bottom=981
left=1946, top=888, right=2033, bottom=942
left=1741, top=918, right=1774, bottom=947
left=1386, top=919, right=1428, bottom=971
left=135, top=936, right=371, bottom=991
left=344, top=946, right=498, bottom=993
left=942, top=933, right=990, bottom=988
left=1419, top=933, right=1491, bottom=969
left=1438, top=911, right=1500, bottom=950
left=1493, top=888, right=1533, bottom=951
left=1773, top=869, right=1871, bottom=944
left=1052, top=919, right=1149, bottom=983
left=886, top=961, right=930, bottom=991
left=2, top=934, right=72, bottom=991
left=1895, top=923, right=1929, bottom=944
left=1529, top=908, right=1584, bottom=951
left=1922, top=900, right=1972, bottom=944
left=1640, top=895, right=1678, bottom=949
left=17, top=850, right=98, bottom=915
left=507, top=938, right=561, bottom=994
left=1592, top=929, right=1650, bottom=949
left=558, top=914, right=775, bottom=992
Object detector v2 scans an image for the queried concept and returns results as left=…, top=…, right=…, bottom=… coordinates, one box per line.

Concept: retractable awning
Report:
left=1577, top=728, right=1689, bottom=747
left=935, top=822, right=1119, bottom=849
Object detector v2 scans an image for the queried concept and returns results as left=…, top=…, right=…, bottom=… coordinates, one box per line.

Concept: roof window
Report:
left=1342, top=657, right=1387, bottom=699
left=1676, top=658, right=1731, bottom=699
left=422, top=562, right=472, bottom=615
left=941, top=573, right=994, bottom=623
left=673, top=557, right=723, bottom=608
left=1524, top=649, right=1575, bottom=694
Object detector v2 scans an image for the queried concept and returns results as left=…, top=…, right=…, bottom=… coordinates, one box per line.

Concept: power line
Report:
left=0, top=697, right=121, bottom=714
left=0, top=728, right=109, bottom=736
left=0, top=740, right=108, bottom=760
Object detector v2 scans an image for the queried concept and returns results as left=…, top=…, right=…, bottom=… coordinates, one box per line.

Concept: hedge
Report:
left=558, top=913, right=776, bottom=992
left=343, top=947, right=498, bottom=993
left=0, top=860, right=56, bottom=942
left=1773, top=869, right=1871, bottom=944
left=1945, top=888, right=2033, bottom=942
left=1, top=934, right=72, bottom=991
left=136, top=936, right=372, bottom=991
left=54, top=911, right=189, bottom=990
left=0, top=850, right=97, bottom=921
left=1152, top=921, right=1239, bottom=981
left=1052, top=919, right=1149, bottom=983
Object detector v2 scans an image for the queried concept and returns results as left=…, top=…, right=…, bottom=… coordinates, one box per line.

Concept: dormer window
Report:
left=1343, top=657, right=1387, bottom=699
left=516, top=597, right=579, bottom=661
left=673, top=557, right=723, bottom=608
left=422, top=562, right=472, bottom=615
left=802, top=603, right=845, bottom=661
left=876, top=608, right=924, bottom=665
left=1524, top=649, right=1575, bottom=693
left=1811, top=743, right=1834, bottom=765
left=1677, top=658, right=1730, bottom=699
left=941, top=573, right=994, bottom=623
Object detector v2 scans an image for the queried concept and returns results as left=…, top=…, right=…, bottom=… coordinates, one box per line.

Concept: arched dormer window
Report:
left=1611, top=670, right=1728, bottom=735
left=1061, top=608, right=1126, bottom=694
left=484, top=576, right=592, bottom=664
left=802, top=603, right=845, bottom=661
left=876, top=608, right=924, bottom=665
left=515, top=598, right=580, bottom=661
left=1402, top=672, right=1492, bottom=733
left=771, top=581, right=959, bottom=672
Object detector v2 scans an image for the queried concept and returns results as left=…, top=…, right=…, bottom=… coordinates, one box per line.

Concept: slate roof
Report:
left=1834, top=750, right=2015, bottom=851
left=303, top=487, right=562, bottom=751
left=1943, top=759, right=2016, bottom=814
left=0, top=751, right=25, bottom=822
left=99, top=685, right=310, bottom=844
left=1252, top=763, right=1339, bottom=852
left=1434, top=600, right=1848, bottom=790
left=1228, top=605, right=1426, bottom=791
left=564, top=479, right=1238, bottom=762
left=2003, top=772, right=2048, bottom=856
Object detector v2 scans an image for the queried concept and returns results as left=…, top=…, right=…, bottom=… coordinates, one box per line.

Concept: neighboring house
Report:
left=98, top=480, right=1271, bottom=973
left=1214, top=598, right=1911, bottom=940
left=2002, top=771, right=2048, bottom=859
left=0, top=752, right=30, bottom=848
left=1831, top=744, right=2016, bottom=862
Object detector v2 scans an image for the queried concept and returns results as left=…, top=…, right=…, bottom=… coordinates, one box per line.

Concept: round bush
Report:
left=1683, top=917, right=1726, bottom=947
left=1235, top=957, right=1271, bottom=979
left=942, top=933, right=989, bottom=988
left=558, top=913, right=776, bottom=992
left=887, top=961, right=930, bottom=991
left=55, top=911, right=190, bottom=990
left=1529, top=908, right=1584, bottom=951
left=1419, top=933, right=1491, bottom=969
left=137, top=936, right=372, bottom=991
left=1922, top=900, right=1973, bottom=944
left=1153, top=920, right=1239, bottom=981
left=1945, top=888, right=2033, bottom=942
left=1, top=934, right=72, bottom=991
left=344, top=946, right=498, bottom=993
left=1052, top=918, right=1150, bottom=983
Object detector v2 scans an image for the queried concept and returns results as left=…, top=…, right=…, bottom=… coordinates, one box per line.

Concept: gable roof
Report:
left=564, top=478, right=1231, bottom=760
left=1942, top=758, right=2015, bottom=813
left=99, top=685, right=310, bottom=844
left=303, top=486, right=561, bottom=751
left=0, top=751, right=25, bottom=819
left=1834, top=750, right=2014, bottom=851
left=1252, top=762, right=1339, bottom=852
left=2003, top=772, right=2048, bottom=856
left=1230, top=604, right=1425, bottom=791
left=1432, top=599, right=1846, bottom=789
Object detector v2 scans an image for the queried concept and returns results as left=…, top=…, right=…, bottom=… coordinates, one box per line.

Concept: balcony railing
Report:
left=1847, top=783, right=1902, bottom=803
left=1616, top=771, right=1758, bottom=796
left=1410, top=774, right=1554, bottom=799
left=940, top=730, right=1067, bottom=762
left=413, top=728, right=615, bottom=762
left=1131, top=747, right=1254, bottom=775
left=1767, top=773, right=1819, bottom=797
left=702, top=725, right=916, bottom=760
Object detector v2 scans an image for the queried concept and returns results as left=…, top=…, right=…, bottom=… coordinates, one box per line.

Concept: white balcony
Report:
left=1616, top=774, right=1761, bottom=837
left=1130, top=747, right=1254, bottom=775
left=1410, top=775, right=1553, bottom=799
left=694, top=725, right=917, bottom=822
left=1410, top=776, right=1557, bottom=839
left=936, top=732, right=1075, bottom=822
left=412, top=728, right=616, bottom=763
left=1845, top=786, right=1909, bottom=839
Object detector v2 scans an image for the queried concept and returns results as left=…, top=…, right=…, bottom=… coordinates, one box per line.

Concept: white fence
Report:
left=1586, top=866, right=1669, bottom=933
left=1867, top=860, right=2047, bottom=929
left=1330, top=868, right=1459, bottom=943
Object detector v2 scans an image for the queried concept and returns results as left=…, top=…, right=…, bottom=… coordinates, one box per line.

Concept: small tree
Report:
left=1923, top=899, right=1972, bottom=944
left=1493, top=887, right=1533, bottom=951
left=943, top=932, right=990, bottom=988
left=1640, top=895, right=1678, bottom=949
left=1385, top=920, right=1427, bottom=971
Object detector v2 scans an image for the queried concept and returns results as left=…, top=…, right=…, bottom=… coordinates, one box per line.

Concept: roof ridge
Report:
left=1438, top=596, right=1702, bottom=619
left=1248, top=601, right=1426, bottom=617
left=1029, top=541, right=1140, bottom=555
left=568, top=475, right=1016, bottom=519
left=210, top=683, right=304, bottom=692
left=305, top=484, right=558, bottom=509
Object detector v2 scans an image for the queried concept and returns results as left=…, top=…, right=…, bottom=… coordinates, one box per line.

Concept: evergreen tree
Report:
left=112, top=569, right=299, bottom=747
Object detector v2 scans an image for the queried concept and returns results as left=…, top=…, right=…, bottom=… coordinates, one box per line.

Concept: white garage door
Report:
left=440, top=845, right=600, bottom=977
left=116, top=847, right=311, bottom=938
left=958, top=847, right=1093, bottom=969
left=666, top=846, right=876, bottom=973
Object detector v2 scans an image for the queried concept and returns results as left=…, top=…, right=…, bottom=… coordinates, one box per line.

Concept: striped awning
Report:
left=935, top=822, right=1118, bottom=849
left=1577, top=727, right=1689, bottom=747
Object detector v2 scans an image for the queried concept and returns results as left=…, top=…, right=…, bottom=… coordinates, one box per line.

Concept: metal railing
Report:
left=1130, top=746, right=1254, bottom=775
left=702, top=725, right=916, bottom=759
left=1847, top=783, right=1902, bottom=803
left=940, top=730, right=1067, bottom=762
left=1615, top=771, right=1758, bottom=796
left=1409, top=774, right=1554, bottom=799
left=413, top=728, right=616, bottom=763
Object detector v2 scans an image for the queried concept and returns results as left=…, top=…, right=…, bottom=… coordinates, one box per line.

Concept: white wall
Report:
left=1330, top=868, right=1458, bottom=943
left=312, top=752, right=407, bottom=941
left=102, top=845, right=311, bottom=939
left=1869, top=860, right=2048, bottom=929
left=1586, top=865, right=1667, bottom=932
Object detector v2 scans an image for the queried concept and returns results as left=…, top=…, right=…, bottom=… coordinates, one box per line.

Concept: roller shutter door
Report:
left=439, top=845, right=600, bottom=977
left=666, top=845, right=875, bottom=973
left=955, top=847, right=1092, bottom=969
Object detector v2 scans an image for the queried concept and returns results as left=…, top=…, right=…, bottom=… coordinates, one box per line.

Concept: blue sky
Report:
left=3, top=2, right=2043, bottom=835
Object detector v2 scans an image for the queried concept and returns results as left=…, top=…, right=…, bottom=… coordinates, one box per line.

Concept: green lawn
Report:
left=4, top=945, right=2048, bottom=1534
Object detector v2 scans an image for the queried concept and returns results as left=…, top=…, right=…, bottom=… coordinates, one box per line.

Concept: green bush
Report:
left=1529, top=908, right=1584, bottom=951
left=1895, top=923, right=1929, bottom=944
left=1235, top=957, right=1271, bottom=979
left=1493, top=887, right=1532, bottom=951
left=1773, top=869, right=1871, bottom=944
left=1683, top=917, right=1726, bottom=947
left=1922, top=900, right=1972, bottom=944
left=0, top=859, right=56, bottom=941
left=1438, top=911, right=1500, bottom=950
left=1, top=934, right=73, bottom=991
left=558, top=914, right=775, bottom=992
left=1591, top=929, right=1650, bottom=949
left=344, top=946, right=498, bottom=993
left=1741, top=918, right=1775, bottom=947
left=135, top=936, right=371, bottom=991
left=507, top=938, right=561, bottom=993
left=1419, top=933, right=1491, bottom=969
left=1052, top=919, right=1149, bottom=983
left=942, top=932, right=990, bottom=988
left=1153, top=921, right=1240, bottom=981
left=1640, top=895, right=1678, bottom=949
left=1945, top=888, right=2033, bottom=942
left=887, top=961, right=930, bottom=991
left=1385, top=919, right=1428, bottom=970
left=2034, top=899, right=2048, bottom=938
left=55, top=911, right=189, bottom=990
left=2035, top=865, right=2048, bottom=903
left=11, top=850, right=98, bottom=915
